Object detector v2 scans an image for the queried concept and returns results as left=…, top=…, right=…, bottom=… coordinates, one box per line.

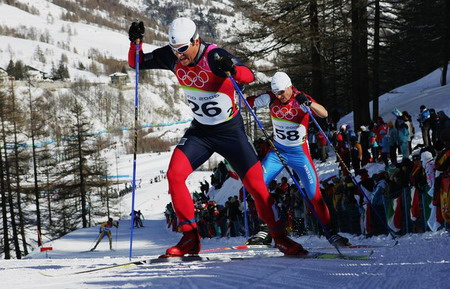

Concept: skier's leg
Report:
left=218, top=127, right=306, bottom=255
left=291, top=143, right=350, bottom=246
left=91, top=231, right=104, bottom=251
left=246, top=150, right=283, bottom=245
left=164, top=131, right=213, bottom=256
left=107, top=231, right=113, bottom=249
left=290, top=143, right=330, bottom=226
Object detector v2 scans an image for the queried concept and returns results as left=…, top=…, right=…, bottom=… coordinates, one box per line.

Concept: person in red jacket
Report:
left=128, top=18, right=306, bottom=257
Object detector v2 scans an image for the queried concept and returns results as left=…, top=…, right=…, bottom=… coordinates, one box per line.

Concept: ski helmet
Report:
left=168, top=17, right=198, bottom=45
left=271, top=72, right=292, bottom=94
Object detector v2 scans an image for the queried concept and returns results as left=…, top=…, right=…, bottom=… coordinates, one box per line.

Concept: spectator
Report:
left=429, top=108, right=439, bottom=148
left=337, top=132, right=351, bottom=177
left=402, top=111, right=415, bottom=154
left=417, top=105, right=431, bottom=147
left=380, top=130, right=390, bottom=168
left=317, top=131, right=329, bottom=162
left=388, top=121, right=399, bottom=164
left=369, top=124, right=380, bottom=163
left=435, top=111, right=450, bottom=151
left=359, top=125, right=372, bottom=166
left=374, top=117, right=389, bottom=145
left=397, top=114, right=411, bottom=160
left=434, top=130, right=450, bottom=225
left=349, top=136, right=363, bottom=174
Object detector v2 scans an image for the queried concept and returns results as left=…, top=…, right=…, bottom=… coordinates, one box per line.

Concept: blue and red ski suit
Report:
left=247, top=89, right=331, bottom=226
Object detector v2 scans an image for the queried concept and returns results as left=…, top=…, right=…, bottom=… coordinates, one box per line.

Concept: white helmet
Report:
left=271, top=72, right=292, bottom=94
left=168, top=17, right=198, bottom=45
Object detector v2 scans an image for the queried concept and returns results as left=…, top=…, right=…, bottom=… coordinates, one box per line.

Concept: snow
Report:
left=1, top=65, right=449, bottom=288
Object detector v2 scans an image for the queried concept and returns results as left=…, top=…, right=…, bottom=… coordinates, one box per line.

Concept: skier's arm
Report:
left=309, top=101, right=328, bottom=118
left=208, top=48, right=254, bottom=83
left=128, top=43, right=178, bottom=71
left=246, top=93, right=271, bottom=109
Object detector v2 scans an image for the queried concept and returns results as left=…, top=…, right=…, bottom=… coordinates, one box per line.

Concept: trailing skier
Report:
left=245, top=72, right=351, bottom=247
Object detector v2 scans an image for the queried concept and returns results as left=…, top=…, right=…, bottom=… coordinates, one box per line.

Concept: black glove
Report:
left=128, top=21, right=145, bottom=43
left=295, top=94, right=312, bottom=106
left=214, top=53, right=236, bottom=75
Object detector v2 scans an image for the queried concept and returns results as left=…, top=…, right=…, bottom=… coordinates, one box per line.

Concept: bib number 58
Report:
left=275, top=128, right=300, bottom=141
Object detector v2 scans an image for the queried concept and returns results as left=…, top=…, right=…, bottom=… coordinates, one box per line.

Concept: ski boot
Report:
left=245, top=224, right=272, bottom=245
left=160, top=228, right=201, bottom=258
left=273, top=234, right=308, bottom=255
left=327, top=232, right=351, bottom=247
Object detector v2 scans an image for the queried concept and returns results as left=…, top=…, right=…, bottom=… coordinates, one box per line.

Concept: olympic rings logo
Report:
left=176, top=69, right=209, bottom=88
left=272, top=105, right=298, bottom=120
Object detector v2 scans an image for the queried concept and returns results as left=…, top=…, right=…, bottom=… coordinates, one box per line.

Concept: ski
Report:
left=200, top=244, right=273, bottom=253
left=39, top=255, right=243, bottom=277
left=39, top=250, right=373, bottom=277
left=310, top=240, right=399, bottom=250
left=200, top=240, right=397, bottom=253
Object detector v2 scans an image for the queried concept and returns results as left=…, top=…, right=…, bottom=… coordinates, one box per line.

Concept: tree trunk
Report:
left=11, top=94, right=29, bottom=255
left=0, top=145, right=11, bottom=259
left=76, top=108, right=88, bottom=228
left=310, top=0, right=324, bottom=103
left=2, top=80, right=21, bottom=259
left=351, top=0, right=371, bottom=128
left=372, top=0, right=380, bottom=121
left=28, top=81, right=42, bottom=246
left=441, top=0, right=450, bottom=86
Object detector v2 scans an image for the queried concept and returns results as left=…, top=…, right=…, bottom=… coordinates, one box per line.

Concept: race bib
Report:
left=183, top=88, right=235, bottom=125
left=272, top=118, right=306, bottom=146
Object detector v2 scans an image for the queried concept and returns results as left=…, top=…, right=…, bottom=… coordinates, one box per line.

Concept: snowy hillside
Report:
left=0, top=0, right=238, bottom=127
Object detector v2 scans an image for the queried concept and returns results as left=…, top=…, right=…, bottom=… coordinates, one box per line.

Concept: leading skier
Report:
left=128, top=18, right=307, bottom=257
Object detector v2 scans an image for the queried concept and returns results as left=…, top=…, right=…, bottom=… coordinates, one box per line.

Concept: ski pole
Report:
left=129, top=38, right=141, bottom=260
left=225, top=72, right=342, bottom=254
left=115, top=219, right=119, bottom=250
left=238, top=96, right=250, bottom=240
left=303, top=105, right=398, bottom=239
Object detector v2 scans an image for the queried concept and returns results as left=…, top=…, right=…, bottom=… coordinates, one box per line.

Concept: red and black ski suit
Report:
left=129, top=40, right=284, bottom=236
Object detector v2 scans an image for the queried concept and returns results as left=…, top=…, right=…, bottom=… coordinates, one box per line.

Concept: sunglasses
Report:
left=273, top=90, right=285, bottom=95
left=170, top=42, right=192, bottom=54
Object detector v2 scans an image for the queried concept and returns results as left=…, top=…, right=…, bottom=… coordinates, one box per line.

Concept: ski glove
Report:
left=295, top=94, right=312, bottom=106
left=214, top=53, right=236, bottom=75
left=129, top=21, right=145, bottom=43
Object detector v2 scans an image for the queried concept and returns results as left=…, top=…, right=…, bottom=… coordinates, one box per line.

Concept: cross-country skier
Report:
left=128, top=18, right=307, bottom=257
left=245, top=72, right=350, bottom=247
left=90, top=218, right=119, bottom=251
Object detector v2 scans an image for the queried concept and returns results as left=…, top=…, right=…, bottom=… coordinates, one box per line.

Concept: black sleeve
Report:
left=141, top=45, right=178, bottom=72
left=207, top=48, right=245, bottom=78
